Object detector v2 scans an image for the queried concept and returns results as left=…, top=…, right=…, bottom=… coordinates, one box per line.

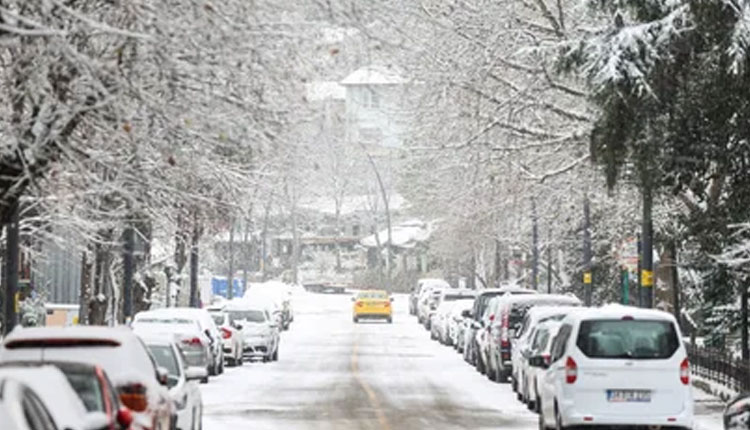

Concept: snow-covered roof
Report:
left=562, top=304, right=678, bottom=324
left=306, top=81, right=346, bottom=101
left=360, top=219, right=432, bottom=249
left=341, top=66, right=405, bottom=85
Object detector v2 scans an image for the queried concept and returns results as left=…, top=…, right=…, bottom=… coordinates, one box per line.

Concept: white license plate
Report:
left=606, top=389, right=651, bottom=403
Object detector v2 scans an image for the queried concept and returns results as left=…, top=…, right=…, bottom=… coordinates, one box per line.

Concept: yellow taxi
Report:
left=352, top=290, right=393, bottom=323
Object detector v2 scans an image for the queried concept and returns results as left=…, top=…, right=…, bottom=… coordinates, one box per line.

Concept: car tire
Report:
left=208, top=364, right=216, bottom=377
left=387, top=317, right=393, bottom=324
left=499, top=368, right=510, bottom=383
left=554, top=404, right=566, bottom=430
left=353, top=316, right=358, bottom=323
left=538, top=404, right=547, bottom=430
left=227, top=357, right=236, bottom=367
left=273, top=347, right=279, bottom=361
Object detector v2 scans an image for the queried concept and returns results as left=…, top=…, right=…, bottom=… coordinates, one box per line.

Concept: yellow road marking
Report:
left=351, top=337, right=391, bottom=430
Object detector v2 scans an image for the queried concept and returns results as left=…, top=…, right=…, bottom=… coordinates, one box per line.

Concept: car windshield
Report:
left=358, top=292, right=387, bottom=300
left=228, top=310, right=266, bottom=323
left=576, top=319, right=680, bottom=359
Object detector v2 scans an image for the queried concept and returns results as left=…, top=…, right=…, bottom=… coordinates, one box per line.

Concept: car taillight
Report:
left=680, top=358, right=690, bottom=385
left=356, top=301, right=364, bottom=308
left=119, top=383, right=148, bottom=412
left=543, top=354, right=551, bottom=366
left=565, top=357, right=577, bottom=384
left=182, top=337, right=203, bottom=346
left=384, top=301, right=390, bottom=307
left=221, top=327, right=232, bottom=339
left=500, top=309, right=510, bottom=343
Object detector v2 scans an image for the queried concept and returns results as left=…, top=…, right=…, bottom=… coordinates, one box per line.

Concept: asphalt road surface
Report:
left=199, top=291, right=723, bottom=430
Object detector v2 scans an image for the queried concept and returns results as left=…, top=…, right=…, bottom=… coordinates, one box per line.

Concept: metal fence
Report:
left=688, top=344, right=750, bottom=393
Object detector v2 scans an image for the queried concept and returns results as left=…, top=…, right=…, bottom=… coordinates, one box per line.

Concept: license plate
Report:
left=606, top=389, right=651, bottom=403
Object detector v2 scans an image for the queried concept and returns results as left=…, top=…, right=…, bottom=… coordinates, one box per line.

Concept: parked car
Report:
left=0, top=326, right=172, bottom=430
left=512, top=305, right=581, bottom=398
left=417, top=287, right=444, bottom=327
left=244, top=281, right=293, bottom=330
left=207, top=306, right=245, bottom=367
left=536, top=305, right=693, bottom=430
left=352, top=290, right=393, bottom=323
left=521, top=320, right=562, bottom=411
left=410, top=279, right=449, bottom=316
left=0, top=365, right=113, bottom=430
left=142, top=336, right=206, bottom=430
left=432, top=298, right=475, bottom=345
left=134, top=308, right=224, bottom=376
left=0, top=376, right=64, bottom=430
left=463, top=287, right=537, bottom=368
left=2, top=361, right=134, bottom=430
left=447, top=299, right=475, bottom=348
left=225, top=300, right=281, bottom=362
left=726, top=393, right=750, bottom=430
left=132, top=313, right=212, bottom=381
left=485, top=294, right=581, bottom=383
left=453, top=305, right=473, bottom=353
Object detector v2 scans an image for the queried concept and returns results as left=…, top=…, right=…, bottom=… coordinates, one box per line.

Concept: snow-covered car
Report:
left=464, top=287, right=537, bottom=367
left=447, top=299, right=475, bottom=348
left=410, top=278, right=449, bottom=316
left=134, top=308, right=224, bottom=376
left=207, top=307, right=245, bottom=367
left=143, top=336, right=206, bottom=430
left=432, top=297, right=475, bottom=345
left=416, top=283, right=447, bottom=326
left=537, top=305, right=693, bottom=430
left=486, top=293, right=581, bottom=383
left=0, top=326, right=172, bottom=430
left=520, top=319, right=562, bottom=411
left=725, top=393, right=750, bottom=430
left=0, top=376, right=65, bottom=430
left=2, top=361, right=134, bottom=430
left=225, top=300, right=280, bottom=362
left=244, top=281, right=293, bottom=330
left=133, top=316, right=212, bottom=381
left=0, top=365, right=113, bottom=430
left=511, top=305, right=581, bottom=397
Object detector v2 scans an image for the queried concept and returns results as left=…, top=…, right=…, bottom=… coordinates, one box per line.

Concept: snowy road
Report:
left=200, top=291, right=724, bottom=430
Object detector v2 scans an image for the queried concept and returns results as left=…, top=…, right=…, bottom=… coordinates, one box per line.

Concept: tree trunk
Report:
left=335, top=204, right=342, bottom=272
left=290, top=208, right=299, bottom=285
left=189, top=213, right=200, bottom=308
left=78, top=251, right=91, bottom=325
left=227, top=220, right=235, bottom=299
left=742, top=282, right=749, bottom=361
left=494, top=239, right=502, bottom=288
left=670, top=240, right=681, bottom=329
left=3, top=204, right=19, bottom=334
left=242, top=217, right=250, bottom=296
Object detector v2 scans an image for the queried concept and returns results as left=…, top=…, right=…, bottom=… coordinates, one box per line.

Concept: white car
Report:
left=537, top=305, right=693, bottom=430
left=143, top=336, right=206, bottom=430
left=0, top=376, right=63, bottom=430
left=0, top=365, right=110, bottom=430
left=225, top=300, right=280, bottom=362
left=245, top=281, right=294, bottom=330
left=521, top=320, right=562, bottom=411
left=0, top=326, right=173, bottom=430
left=448, top=299, right=474, bottom=348
left=207, top=307, right=245, bottom=367
left=134, top=307, right=225, bottom=376
left=512, top=305, right=581, bottom=397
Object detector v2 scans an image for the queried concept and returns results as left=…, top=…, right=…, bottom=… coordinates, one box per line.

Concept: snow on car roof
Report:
left=524, top=305, right=582, bottom=320
left=562, top=304, right=678, bottom=324
left=497, top=293, right=581, bottom=306
left=0, top=365, right=88, bottom=428
left=2, top=325, right=132, bottom=345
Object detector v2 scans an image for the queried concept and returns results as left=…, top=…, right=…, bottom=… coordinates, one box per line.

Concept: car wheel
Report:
left=499, top=368, right=510, bottom=383
left=387, top=317, right=393, bottom=324
left=208, top=364, right=216, bottom=377
left=219, top=359, right=224, bottom=374
left=353, top=316, right=358, bottom=323
left=227, top=357, right=236, bottom=367
left=273, top=347, right=279, bottom=361
left=237, top=353, right=243, bottom=366
left=538, top=404, right=547, bottom=430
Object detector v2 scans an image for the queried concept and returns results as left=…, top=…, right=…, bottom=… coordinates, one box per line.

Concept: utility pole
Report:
left=670, top=240, right=680, bottom=328
left=3, top=204, right=19, bottom=335
left=122, top=224, right=135, bottom=321
left=531, top=199, right=539, bottom=291
left=227, top=220, right=235, bottom=300
left=189, top=212, right=200, bottom=308
left=583, top=195, right=592, bottom=306
left=636, top=234, right=642, bottom=307
left=641, top=185, right=654, bottom=308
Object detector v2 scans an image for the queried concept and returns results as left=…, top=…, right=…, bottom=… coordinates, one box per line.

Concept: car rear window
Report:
left=576, top=319, right=679, bottom=359
left=147, top=345, right=180, bottom=376
left=443, top=294, right=474, bottom=301
left=228, top=310, right=266, bottom=323
left=358, top=292, right=387, bottom=299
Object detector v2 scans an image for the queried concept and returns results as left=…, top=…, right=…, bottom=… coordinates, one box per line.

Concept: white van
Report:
left=537, top=305, right=693, bottom=430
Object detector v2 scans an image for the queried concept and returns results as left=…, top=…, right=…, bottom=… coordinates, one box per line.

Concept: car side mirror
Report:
left=156, top=366, right=170, bottom=386
left=390, top=297, right=394, bottom=302
left=351, top=296, right=356, bottom=302
left=233, top=322, right=243, bottom=331
left=529, top=356, right=549, bottom=369
left=185, top=366, right=209, bottom=382
left=471, top=321, right=481, bottom=330
left=116, top=407, right=134, bottom=429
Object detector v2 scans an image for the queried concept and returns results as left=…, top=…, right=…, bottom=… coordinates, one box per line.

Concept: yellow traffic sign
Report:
left=583, top=272, right=592, bottom=284
left=642, top=270, right=654, bottom=287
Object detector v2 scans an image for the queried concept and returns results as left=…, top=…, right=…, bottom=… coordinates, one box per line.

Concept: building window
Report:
left=356, top=87, right=380, bottom=108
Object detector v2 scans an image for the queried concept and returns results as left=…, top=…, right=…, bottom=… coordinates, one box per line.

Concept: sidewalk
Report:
left=695, top=385, right=726, bottom=430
